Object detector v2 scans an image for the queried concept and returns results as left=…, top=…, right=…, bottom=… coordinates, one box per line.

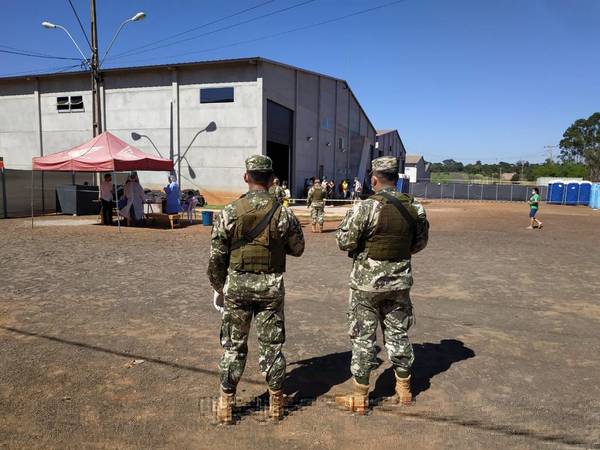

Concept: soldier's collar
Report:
left=246, top=188, right=269, bottom=195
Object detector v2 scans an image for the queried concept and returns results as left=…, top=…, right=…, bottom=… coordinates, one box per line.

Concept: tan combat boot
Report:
left=269, top=389, right=284, bottom=421
left=318, top=223, right=323, bottom=233
left=335, top=379, right=369, bottom=415
left=216, top=390, right=235, bottom=425
left=395, top=373, right=413, bottom=405
left=311, top=223, right=317, bottom=233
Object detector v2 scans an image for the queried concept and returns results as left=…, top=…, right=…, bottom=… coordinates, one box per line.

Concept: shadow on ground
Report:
left=371, top=339, right=476, bottom=402
left=280, top=339, right=475, bottom=410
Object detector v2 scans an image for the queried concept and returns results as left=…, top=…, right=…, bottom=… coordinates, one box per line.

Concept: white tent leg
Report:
left=30, top=170, right=34, bottom=230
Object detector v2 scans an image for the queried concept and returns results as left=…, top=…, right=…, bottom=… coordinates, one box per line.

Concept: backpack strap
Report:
left=376, top=191, right=416, bottom=235
left=229, top=201, right=281, bottom=251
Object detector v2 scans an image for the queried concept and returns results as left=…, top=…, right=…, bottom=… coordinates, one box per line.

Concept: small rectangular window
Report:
left=200, top=87, right=234, bottom=104
left=338, top=137, right=344, bottom=150
left=70, top=96, right=84, bottom=110
left=56, top=95, right=84, bottom=112
left=57, top=96, right=70, bottom=112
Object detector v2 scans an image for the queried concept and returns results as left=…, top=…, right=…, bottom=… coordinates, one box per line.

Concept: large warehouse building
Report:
left=0, top=57, right=405, bottom=211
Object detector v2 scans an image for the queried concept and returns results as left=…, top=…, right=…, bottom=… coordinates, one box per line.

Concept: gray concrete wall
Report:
left=376, top=130, right=406, bottom=172
left=178, top=79, right=261, bottom=204
left=0, top=58, right=377, bottom=208
left=260, top=61, right=376, bottom=196
left=0, top=85, right=38, bottom=170
left=103, top=69, right=174, bottom=192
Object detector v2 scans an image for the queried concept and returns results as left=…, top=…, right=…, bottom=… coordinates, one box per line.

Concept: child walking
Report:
left=527, top=188, right=543, bottom=230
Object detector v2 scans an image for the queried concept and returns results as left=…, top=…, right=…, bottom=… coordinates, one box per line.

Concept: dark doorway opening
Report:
left=266, top=100, right=293, bottom=189
left=267, top=142, right=290, bottom=183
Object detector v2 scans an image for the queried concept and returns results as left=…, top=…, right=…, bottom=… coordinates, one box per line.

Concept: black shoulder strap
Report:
left=377, top=191, right=416, bottom=234
left=230, top=201, right=281, bottom=251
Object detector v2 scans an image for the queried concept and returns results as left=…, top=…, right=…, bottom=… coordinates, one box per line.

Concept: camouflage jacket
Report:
left=335, top=187, right=429, bottom=292
left=207, top=189, right=305, bottom=300
left=269, top=185, right=286, bottom=203
left=307, top=187, right=325, bottom=208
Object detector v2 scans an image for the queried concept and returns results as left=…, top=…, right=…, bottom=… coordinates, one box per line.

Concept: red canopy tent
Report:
left=30, top=131, right=174, bottom=229
left=32, top=131, right=173, bottom=172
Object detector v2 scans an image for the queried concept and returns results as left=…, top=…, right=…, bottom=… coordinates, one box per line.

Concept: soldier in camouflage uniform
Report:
left=335, top=156, right=429, bottom=414
left=307, top=179, right=326, bottom=233
left=268, top=177, right=286, bottom=204
left=207, top=155, right=305, bottom=424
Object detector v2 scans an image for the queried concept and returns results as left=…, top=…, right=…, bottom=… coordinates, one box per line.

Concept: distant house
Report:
left=404, top=154, right=430, bottom=183
left=375, top=129, right=406, bottom=172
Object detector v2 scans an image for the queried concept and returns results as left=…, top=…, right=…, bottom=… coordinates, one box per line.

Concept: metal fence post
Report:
left=424, top=183, right=428, bottom=199
left=510, top=183, right=513, bottom=202
left=441, top=183, right=443, bottom=200
left=496, top=183, right=499, bottom=201
left=467, top=183, right=470, bottom=200
left=480, top=185, right=483, bottom=201
left=1, top=167, right=7, bottom=219
left=453, top=183, right=456, bottom=200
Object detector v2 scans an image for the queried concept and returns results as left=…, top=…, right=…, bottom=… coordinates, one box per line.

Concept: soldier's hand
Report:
left=213, top=290, right=224, bottom=314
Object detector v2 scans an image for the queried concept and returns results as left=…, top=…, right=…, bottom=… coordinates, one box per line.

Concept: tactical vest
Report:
left=228, top=196, right=286, bottom=273
left=311, top=187, right=326, bottom=202
left=364, top=192, right=417, bottom=261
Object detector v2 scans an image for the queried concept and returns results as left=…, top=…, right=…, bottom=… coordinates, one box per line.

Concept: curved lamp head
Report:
left=131, top=132, right=142, bottom=141
left=205, top=121, right=217, bottom=132
left=42, top=21, right=57, bottom=29
left=131, top=12, right=146, bottom=22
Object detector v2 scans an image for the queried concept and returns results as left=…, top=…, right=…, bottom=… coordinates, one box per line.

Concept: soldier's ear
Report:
left=243, top=172, right=249, bottom=184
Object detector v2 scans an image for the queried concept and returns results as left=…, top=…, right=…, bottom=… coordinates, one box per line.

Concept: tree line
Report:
left=428, top=112, right=599, bottom=182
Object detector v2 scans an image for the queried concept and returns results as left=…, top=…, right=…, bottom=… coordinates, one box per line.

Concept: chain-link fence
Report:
left=0, top=170, right=97, bottom=218
left=407, top=182, right=547, bottom=202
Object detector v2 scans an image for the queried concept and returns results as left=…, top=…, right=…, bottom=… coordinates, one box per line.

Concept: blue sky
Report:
left=1, top=0, right=599, bottom=163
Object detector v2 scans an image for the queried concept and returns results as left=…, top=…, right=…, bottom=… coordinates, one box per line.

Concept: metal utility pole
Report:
left=544, top=145, right=558, bottom=162
left=90, top=0, right=102, bottom=138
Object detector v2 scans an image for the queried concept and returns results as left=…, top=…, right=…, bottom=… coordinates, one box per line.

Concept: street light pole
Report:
left=175, top=122, right=217, bottom=189
left=90, top=0, right=102, bottom=138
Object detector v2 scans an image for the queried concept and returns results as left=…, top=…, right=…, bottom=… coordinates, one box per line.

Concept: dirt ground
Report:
left=1, top=201, right=599, bottom=449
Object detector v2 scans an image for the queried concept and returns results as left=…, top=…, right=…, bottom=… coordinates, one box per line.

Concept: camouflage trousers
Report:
left=219, top=296, right=286, bottom=392
left=310, top=205, right=325, bottom=225
left=348, top=288, right=414, bottom=380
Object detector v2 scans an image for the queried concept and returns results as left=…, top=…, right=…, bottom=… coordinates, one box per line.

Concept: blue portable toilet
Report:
left=548, top=181, right=565, bottom=204
left=578, top=182, right=592, bottom=206
left=591, top=184, right=600, bottom=209
left=565, top=182, right=580, bottom=205
left=396, top=175, right=410, bottom=194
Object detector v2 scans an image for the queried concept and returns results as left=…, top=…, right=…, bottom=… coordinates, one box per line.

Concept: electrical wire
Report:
left=109, top=0, right=318, bottom=61
left=0, top=63, right=83, bottom=78
left=0, top=48, right=82, bottom=61
left=66, top=0, right=93, bottom=51
left=105, top=0, right=407, bottom=67
left=114, top=0, right=276, bottom=57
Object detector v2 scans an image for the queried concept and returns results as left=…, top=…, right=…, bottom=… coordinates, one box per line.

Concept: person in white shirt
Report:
left=353, top=177, right=363, bottom=201
left=99, top=174, right=114, bottom=225
left=120, top=174, right=145, bottom=226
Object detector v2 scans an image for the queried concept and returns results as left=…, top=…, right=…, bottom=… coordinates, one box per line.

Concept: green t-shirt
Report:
left=529, top=193, right=540, bottom=209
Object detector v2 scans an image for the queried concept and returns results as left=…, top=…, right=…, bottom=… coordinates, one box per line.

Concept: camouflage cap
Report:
left=245, top=154, right=273, bottom=172
left=371, top=156, right=399, bottom=173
